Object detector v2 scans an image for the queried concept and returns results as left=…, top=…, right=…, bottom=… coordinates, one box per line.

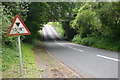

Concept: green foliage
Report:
left=72, top=35, right=98, bottom=46
left=72, top=34, right=83, bottom=44
left=72, top=36, right=118, bottom=51
left=2, top=2, right=119, bottom=52
left=91, top=38, right=118, bottom=51
left=2, top=43, right=39, bottom=77
left=47, top=22, right=65, bottom=36
left=71, top=2, right=120, bottom=51
left=2, top=46, right=18, bottom=71
left=25, top=2, right=76, bottom=41
left=2, top=13, right=18, bottom=46
left=32, top=39, right=44, bottom=48
left=22, top=43, right=36, bottom=65
left=2, top=2, right=29, bottom=46
left=2, top=2, right=76, bottom=43
left=96, top=2, right=120, bottom=39
left=25, top=2, right=49, bottom=40
left=71, top=3, right=101, bottom=38
left=82, top=37, right=97, bottom=46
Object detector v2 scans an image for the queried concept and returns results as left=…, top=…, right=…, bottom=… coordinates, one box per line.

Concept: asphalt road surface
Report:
left=42, top=25, right=119, bottom=78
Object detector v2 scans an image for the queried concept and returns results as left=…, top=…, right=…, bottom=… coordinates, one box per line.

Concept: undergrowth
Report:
left=72, top=35, right=119, bottom=51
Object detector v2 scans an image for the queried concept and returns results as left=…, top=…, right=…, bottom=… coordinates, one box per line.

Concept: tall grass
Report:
left=2, top=43, right=39, bottom=77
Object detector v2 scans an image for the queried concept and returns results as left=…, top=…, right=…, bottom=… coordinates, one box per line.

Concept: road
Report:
left=42, top=25, right=119, bottom=78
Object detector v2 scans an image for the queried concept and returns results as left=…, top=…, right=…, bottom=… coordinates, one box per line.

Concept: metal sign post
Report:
left=18, top=36, right=23, bottom=76
left=7, top=14, right=31, bottom=77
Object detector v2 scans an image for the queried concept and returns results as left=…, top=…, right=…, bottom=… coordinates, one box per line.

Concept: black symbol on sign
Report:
left=13, top=28, right=17, bottom=31
left=19, top=27, right=23, bottom=31
left=16, top=22, right=20, bottom=27
left=12, top=22, right=24, bottom=33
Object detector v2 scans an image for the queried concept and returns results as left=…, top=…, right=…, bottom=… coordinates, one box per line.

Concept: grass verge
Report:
left=2, top=43, right=40, bottom=78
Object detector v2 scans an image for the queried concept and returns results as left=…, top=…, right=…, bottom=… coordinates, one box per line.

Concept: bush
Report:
left=82, top=37, right=97, bottom=46
left=72, top=34, right=83, bottom=44
left=72, top=35, right=98, bottom=46
left=72, top=35, right=119, bottom=51
left=32, top=39, right=44, bottom=48
left=91, top=38, right=118, bottom=51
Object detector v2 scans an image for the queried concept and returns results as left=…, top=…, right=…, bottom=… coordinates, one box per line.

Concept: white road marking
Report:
left=68, top=46, right=84, bottom=52
left=68, top=43, right=88, bottom=48
left=55, top=40, right=64, bottom=46
left=55, top=40, right=84, bottom=52
left=57, top=43, right=64, bottom=46
left=97, top=55, right=119, bottom=62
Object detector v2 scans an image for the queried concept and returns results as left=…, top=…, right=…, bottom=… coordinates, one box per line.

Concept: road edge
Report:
left=46, top=50, right=84, bottom=78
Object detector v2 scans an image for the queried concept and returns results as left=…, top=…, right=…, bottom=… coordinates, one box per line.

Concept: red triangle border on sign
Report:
left=7, top=14, right=31, bottom=36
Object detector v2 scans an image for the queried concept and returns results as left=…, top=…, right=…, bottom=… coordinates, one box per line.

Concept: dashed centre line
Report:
left=55, top=41, right=84, bottom=52
left=67, top=46, right=84, bottom=52
left=55, top=41, right=119, bottom=62
left=97, top=55, right=119, bottom=62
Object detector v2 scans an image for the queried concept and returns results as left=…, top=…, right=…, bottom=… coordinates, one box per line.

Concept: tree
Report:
left=25, top=2, right=76, bottom=41
left=71, top=2, right=120, bottom=50
left=71, top=3, right=101, bottom=38
left=2, top=2, right=29, bottom=46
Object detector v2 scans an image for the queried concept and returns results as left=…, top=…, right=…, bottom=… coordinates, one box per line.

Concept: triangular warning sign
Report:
left=7, top=14, right=31, bottom=36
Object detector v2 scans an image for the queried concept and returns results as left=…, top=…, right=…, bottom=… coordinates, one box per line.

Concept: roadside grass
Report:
left=2, top=43, right=40, bottom=78
left=2, top=39, right=81, bottom=78
left=2, top=46, right=19, bottom=77
left=21, top=43, right=40, bottom=78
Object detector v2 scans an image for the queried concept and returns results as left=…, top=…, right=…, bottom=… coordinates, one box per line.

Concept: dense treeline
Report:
left=2, top=2, right=120, bottom=51
left=71, top=2, right=120, bottom=51
left=24, top=2, right=75, bottom=42
left=2, top=2, right=75, bottom=46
